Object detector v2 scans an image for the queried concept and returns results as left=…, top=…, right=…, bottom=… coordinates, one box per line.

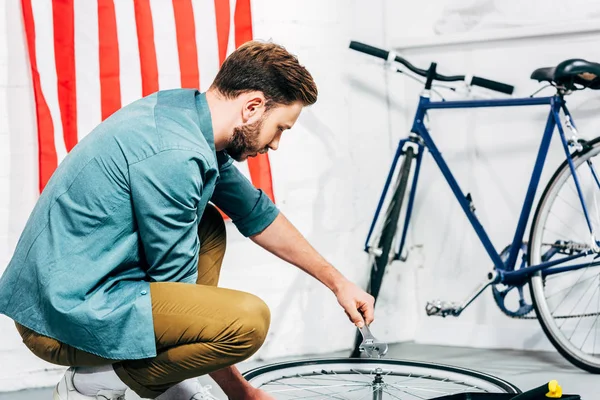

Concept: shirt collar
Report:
left=195, top=91, right=216, bottom=154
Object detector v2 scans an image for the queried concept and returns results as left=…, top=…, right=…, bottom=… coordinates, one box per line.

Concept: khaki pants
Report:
left=15, top=205, right=271, bottom=399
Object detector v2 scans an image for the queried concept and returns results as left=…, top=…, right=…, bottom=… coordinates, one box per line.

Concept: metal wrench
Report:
left=358, top=324, right=388, bottom=358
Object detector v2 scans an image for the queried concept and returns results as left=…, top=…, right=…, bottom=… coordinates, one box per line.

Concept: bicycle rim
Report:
left=242, top=357, right=520, bottom=399
left=528, top=138, right=600, bottom=373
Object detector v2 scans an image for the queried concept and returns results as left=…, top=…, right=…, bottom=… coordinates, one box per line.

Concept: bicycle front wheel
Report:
left=351, top=146, right=416, bottom=357
left=528, top=137, right=600, bottom=373
left=242, top=357, right=520, bottom=399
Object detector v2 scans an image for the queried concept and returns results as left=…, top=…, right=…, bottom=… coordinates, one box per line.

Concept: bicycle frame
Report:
left=364, top=93, right=599, bottom=285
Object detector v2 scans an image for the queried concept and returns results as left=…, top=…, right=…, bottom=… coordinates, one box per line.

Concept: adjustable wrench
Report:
left=358, top=324, right=388, bottom=358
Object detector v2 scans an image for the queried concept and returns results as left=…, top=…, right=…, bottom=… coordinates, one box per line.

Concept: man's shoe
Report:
left=53, top=367, right=126, bottom=400
left=190, top=383, right=220, bottom=400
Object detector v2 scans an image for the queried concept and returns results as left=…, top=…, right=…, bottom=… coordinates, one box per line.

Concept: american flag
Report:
left=20, top=0, right=275, bottom=203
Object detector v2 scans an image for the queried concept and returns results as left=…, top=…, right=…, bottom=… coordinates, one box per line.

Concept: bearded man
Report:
left=0, top=41, right=375, bottom=400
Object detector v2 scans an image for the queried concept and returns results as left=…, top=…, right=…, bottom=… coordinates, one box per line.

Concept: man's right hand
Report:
left=333, top=278, right=375, bottom=327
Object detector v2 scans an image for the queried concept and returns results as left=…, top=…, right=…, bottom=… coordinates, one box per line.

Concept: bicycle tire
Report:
left=242, top=357, right=521, bottom=397
left=528, top=135, right=600, bottom=373
left=351, top=146, right=415, bottom=357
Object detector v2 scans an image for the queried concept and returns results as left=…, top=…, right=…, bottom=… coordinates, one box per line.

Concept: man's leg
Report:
left=14, top=323, right=128, bottom=398
left=111, top=204, right=270, bottom=398
left=113, top=281, right=270, bottom=398
left=14, top=204, right=269, bottom=398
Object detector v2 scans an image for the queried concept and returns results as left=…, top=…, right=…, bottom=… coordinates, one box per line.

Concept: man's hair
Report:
left=210, top=41, right=318, bottom=109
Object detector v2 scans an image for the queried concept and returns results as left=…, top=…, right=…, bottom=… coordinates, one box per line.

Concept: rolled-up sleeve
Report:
left=211, top=152, right=280, bottom=237
left=129, top=150, right=206, bottom=284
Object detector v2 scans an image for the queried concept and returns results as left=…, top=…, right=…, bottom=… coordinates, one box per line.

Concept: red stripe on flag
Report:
left=52, top=0, right=78, bottom=152
left=233, top=0, right=276, bottom=202
left=134, top=0, right=159, bottom=96
left=173, top=0, right=199, bottom=89
left=234, top=0, right=253, bottom=45
left=98, top=0, right=121, bottom=120
left=247, top=155, right=275, bottom=201
left=213, top=0, right=230, bottom=66
left=21, top=0, right=58, bottom=192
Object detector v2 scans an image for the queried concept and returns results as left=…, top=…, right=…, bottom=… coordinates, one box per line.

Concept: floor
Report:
left=0, top=342, right=595, bottom=399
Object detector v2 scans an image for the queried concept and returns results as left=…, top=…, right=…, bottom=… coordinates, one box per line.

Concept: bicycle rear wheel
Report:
left=351, top=146, right=416, bottom=357
left=242, top=357, right=520, bottom=399
left=528, top=137, right=600, bottom=373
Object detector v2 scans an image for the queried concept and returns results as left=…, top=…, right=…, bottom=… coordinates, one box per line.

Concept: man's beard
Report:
left=226, top=117, right=267, bottom=161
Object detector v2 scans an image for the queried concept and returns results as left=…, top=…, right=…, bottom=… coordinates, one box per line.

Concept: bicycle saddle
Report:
left=531, top=58, right=600, bottom=90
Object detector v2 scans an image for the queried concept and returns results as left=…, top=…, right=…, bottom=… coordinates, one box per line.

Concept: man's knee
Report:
left=232, top=294, right=271, bottom=358
left=16, top=323, right=67, bottom=366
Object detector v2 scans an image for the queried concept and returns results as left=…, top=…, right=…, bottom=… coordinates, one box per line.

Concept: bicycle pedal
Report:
left=426, top=300, right=462, bottom=317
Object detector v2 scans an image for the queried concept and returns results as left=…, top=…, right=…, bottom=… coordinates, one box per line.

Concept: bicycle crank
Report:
left=426, top=270, right=498, bottom=317
left=491, top=244, right=534, bottom=318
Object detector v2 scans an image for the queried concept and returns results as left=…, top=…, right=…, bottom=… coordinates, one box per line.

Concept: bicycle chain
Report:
left=507, top=311, right=600, bottom=320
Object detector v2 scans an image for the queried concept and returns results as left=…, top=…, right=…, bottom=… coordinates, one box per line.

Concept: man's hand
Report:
left=333, top=279, right=375, bottom=327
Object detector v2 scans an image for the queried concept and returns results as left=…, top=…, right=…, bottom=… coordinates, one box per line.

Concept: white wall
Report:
left=2, top=0, right=600, bottom=393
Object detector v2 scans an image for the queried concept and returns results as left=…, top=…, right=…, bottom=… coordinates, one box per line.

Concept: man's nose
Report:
left=269, top=138, right=280, bottom=151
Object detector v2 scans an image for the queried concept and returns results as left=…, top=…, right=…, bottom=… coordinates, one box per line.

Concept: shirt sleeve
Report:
left=211, top=151, right=280, bottom=237
left=129, top=150, right=206, bottom=284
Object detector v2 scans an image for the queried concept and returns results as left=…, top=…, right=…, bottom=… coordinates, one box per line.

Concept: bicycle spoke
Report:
left=556, top=270, right=597, bottom=329
left=565, top=284, right=599, bottom=341
left=295, top=375, right=368, bottom=399
left=264, top=380, right=355, bottom=400
left=548, top=208, right=587, bottom=241
left=545, top=272, right=599, bottom=298
left=383, top=386, right=427, bottom=400
left=381, top=388, right=406, bottom=400
left=549, top=267, right=591, bottom=316
left=556, top=193, right=590, bottom=222
left=577, top=290, right=600, bottom=351
left=386, top=382, right=458, bottom=396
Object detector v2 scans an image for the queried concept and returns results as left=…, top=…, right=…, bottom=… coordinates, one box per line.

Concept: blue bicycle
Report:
left=348, top=41, right=600, bottom=374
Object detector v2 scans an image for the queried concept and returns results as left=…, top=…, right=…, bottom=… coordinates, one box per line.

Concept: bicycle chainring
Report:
left=491, top=244, right=534, bottom=318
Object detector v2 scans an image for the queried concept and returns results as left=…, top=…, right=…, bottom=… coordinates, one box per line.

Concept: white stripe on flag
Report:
left=31, top=0, right=68, bottom=163
left=149, top=0, right=180, bottom=91
left=224, top=0, right=254, bottom=183
left=114, top=0, right=142, bottom=107
left=74, top=0, right=101, bottom=141
left=227, top=0, right=237, bottom=55
left=191, top=0, right=220, bottom=91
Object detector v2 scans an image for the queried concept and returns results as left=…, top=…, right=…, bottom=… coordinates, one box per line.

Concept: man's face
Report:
left=227, top=101, right=303, bottom=162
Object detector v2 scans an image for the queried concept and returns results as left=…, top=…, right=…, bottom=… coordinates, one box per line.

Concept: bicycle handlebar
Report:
left=349, top=40, right=515, bottom=95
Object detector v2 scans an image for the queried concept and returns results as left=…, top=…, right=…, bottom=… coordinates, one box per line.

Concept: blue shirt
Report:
left=0, top=89, right=279, bottom=360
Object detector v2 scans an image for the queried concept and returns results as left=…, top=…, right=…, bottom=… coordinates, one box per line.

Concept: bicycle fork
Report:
left=364, top=135, right=425, bottom=264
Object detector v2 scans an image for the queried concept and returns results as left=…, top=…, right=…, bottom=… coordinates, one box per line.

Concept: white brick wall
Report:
left=2, top=0, right=600, bottom=392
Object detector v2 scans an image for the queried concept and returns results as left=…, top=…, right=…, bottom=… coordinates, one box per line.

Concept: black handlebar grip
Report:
left=349, top=41, right=390, bottom=61
left=471, top=76, right=514, bottom=95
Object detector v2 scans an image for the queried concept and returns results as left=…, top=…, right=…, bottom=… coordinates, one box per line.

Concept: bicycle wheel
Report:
left=242, top=357, right=521, bottom=399
left=528, top=136, right=600, bottom=373
left=351, top=146, right=416, bottom=357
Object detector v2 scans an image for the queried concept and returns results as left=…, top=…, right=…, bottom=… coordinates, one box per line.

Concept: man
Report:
left=0, top=41, right=375, bottom=400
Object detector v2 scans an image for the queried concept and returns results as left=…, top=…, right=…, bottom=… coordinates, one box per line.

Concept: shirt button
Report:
left=140, top=290, right=147, bottom=295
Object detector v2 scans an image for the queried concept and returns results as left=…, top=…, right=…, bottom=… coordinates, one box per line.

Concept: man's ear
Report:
left=242, top=92, right=266, bottom=123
